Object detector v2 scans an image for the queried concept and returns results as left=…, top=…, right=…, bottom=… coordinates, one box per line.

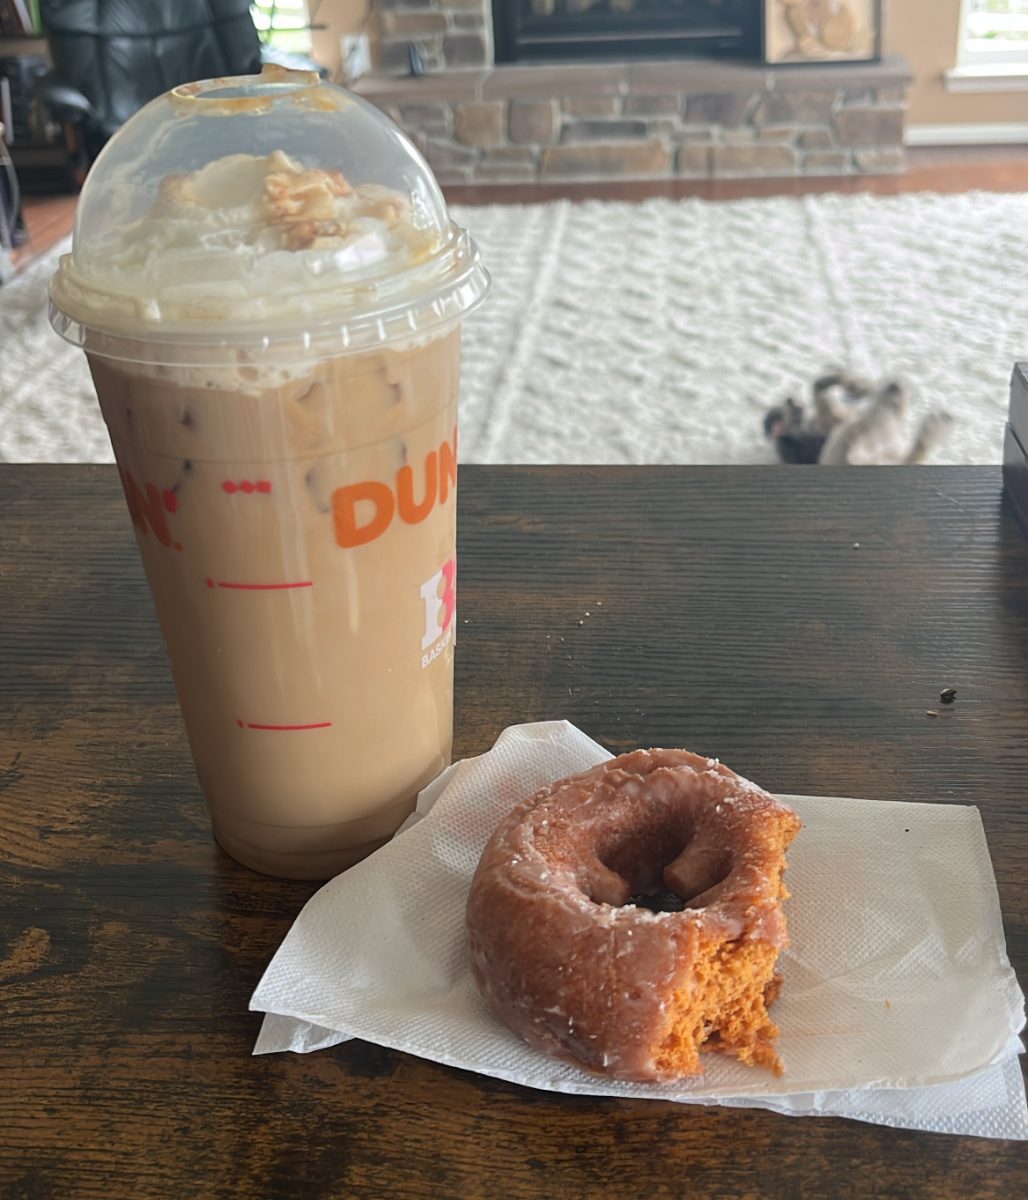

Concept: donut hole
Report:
left=626, top=856, right=734, bottom=913
left=593, top=815, right=695, bottom=907
left=627, top=888, right=687, bottom=914
left=591, top=823, right=735, bottom=911
left=663, top=847, right=734, bottom=909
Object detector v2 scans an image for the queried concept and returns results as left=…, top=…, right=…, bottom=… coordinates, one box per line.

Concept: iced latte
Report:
left=49, top=71, right=489, bottom=878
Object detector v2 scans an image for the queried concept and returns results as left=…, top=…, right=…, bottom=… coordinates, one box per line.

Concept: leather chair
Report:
left=36, top=1, right=263, bottom=164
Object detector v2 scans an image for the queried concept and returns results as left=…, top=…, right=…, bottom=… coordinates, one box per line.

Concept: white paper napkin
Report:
left=251, top=721, right=1028, bottom=1139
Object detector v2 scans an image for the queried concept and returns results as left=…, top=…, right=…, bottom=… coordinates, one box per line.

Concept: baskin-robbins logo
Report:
left=332, top=426, right=458, bottom=669
left=419, top=556, right=455, bottom=670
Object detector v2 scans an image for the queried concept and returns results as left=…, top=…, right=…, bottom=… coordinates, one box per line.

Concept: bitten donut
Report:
left=466, top=748, right=801, bottom=1082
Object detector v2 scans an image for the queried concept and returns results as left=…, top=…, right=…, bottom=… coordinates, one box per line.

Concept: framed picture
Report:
left=763, top=1, right=882, bottom=65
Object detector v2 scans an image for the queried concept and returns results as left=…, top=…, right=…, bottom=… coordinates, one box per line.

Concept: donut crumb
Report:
left=655, top=942, right=785, bottom=1078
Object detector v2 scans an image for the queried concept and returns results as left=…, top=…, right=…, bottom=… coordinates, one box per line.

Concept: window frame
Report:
left=250, top=1, right=313, bottom=54
left=958, top=0, right=1028, bottom=67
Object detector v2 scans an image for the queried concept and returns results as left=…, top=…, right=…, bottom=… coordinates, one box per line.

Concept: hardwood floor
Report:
left=10, top=192, right=77, bottom=272
left=8, top=145, right=1028, bottom=275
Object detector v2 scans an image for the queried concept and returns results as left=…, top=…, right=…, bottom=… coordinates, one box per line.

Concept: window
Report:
left=251, top=1, right=313, bottom=55
left=961, top=0, right=1028, bottom=65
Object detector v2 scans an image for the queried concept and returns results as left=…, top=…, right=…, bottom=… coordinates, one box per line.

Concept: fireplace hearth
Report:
left=358, top=1, right=911, bottom=188
left=494, top=0, right=760, bottom=64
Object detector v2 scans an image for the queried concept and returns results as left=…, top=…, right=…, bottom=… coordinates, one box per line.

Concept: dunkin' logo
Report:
left=333, top=428, right=457, bottom=549
left=119, top=469, right=182, bottom=551
left=118, top=425, right=458, bottom=557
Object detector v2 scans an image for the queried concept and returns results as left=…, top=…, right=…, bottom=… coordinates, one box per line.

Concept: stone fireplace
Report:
left=355, top=0, right=911, bottom=186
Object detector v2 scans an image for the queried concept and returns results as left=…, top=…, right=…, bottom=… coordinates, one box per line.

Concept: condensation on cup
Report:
left=48, top=65, right=490, bottom=879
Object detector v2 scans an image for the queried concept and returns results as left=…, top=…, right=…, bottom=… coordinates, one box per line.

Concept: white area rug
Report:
left=2, top=191, right=1026, bottom=464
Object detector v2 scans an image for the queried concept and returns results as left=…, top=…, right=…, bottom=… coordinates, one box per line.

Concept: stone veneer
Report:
left=355, top=54, right=913, bottom=186
left=375, top=0, right=492, bottom=74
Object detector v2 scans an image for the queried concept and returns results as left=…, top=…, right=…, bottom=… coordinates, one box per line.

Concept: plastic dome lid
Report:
left=49, top=65, right=489, bottom=363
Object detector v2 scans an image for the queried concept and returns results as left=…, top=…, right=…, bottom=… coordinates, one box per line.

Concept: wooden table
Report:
left=1, top=464, right=1025, bottom=1198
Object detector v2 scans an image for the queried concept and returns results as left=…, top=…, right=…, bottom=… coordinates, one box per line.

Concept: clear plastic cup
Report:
left=49, top=66, right=489, bottom=879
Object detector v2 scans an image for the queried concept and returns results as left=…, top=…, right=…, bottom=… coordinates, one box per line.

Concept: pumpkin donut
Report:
left=466, top=748, right=801, bottom=1081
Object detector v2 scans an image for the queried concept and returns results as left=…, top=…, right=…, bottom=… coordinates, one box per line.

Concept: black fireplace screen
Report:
left=493, top=0, right=762, bottom=63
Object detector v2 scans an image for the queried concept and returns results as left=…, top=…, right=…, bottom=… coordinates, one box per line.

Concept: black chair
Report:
left=37, top=1, right=263, bottom=165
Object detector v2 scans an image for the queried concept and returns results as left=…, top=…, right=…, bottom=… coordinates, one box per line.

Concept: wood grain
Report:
left=9, top=193, right=77, bottom=272
left=1, top=464, right=1026, bottom=1199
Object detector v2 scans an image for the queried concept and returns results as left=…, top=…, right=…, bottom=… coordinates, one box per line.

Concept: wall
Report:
left=313, top=1, right=1026, bottom=129
left=310, top=0, right=369, bottom=81
left=884, top=0, right=1027, bottom=128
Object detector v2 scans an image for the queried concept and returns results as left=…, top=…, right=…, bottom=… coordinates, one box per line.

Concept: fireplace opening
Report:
left=493, top=0, right=762, bottom=64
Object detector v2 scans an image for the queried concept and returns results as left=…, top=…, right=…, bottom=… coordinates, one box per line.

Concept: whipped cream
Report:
left=67, top=151, right=439, bottom=326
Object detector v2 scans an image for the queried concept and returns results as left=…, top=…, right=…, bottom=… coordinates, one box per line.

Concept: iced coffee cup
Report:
left=49, top=66, right=489, bottom=879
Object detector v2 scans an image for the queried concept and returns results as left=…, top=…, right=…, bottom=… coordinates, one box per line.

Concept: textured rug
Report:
left=2, top=191, right=1026, bottom=464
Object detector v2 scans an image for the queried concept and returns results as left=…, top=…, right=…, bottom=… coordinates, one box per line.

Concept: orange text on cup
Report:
left=332, top=427, right=457, bottom=550
left=119, top=469, right=182, bottom=551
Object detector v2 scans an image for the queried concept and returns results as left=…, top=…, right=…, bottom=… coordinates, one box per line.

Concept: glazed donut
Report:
left=466, top=748, right=801, bottom=1082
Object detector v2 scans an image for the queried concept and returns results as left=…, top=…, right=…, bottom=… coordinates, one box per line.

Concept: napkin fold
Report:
left=251, top=721, right=1027, bottom=1139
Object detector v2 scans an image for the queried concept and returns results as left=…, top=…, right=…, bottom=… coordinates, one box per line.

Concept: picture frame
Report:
left=762, top=0, right=883, bottom=66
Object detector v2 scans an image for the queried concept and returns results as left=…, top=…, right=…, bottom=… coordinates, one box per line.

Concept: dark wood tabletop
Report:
left=1, top=464, right=1026, bottom=1199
